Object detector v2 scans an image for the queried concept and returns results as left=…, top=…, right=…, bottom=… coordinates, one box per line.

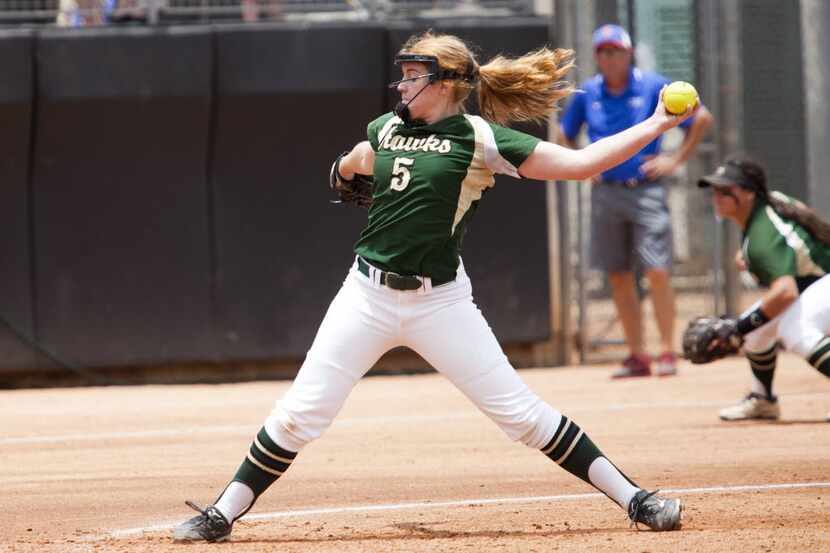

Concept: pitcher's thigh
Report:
left=407, top=297, right=561, bottom=449
left=268, top=278, right=397, bottom=451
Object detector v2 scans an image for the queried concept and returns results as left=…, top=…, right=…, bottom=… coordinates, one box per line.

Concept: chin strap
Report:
left=392, top=79, right=432, bottom=127
left=378, top=79, right=433, bottom=148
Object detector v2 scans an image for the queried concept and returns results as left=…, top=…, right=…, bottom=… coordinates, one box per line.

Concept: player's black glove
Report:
left=682, top=316, right=744, bottom=364
left=330, top=151, right=373, bottom=209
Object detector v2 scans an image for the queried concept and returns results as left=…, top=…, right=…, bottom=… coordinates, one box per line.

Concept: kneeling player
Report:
left=684, top=156, right=830, bottom=421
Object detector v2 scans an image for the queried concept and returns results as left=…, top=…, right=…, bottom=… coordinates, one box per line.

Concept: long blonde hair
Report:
left=399, top=31, right=575, bottom=125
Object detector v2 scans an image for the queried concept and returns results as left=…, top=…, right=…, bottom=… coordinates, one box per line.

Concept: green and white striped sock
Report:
left=808, top=336, right=830, bottom=377
left=541, top=415, right=639, bottom=508
left=215, top=427, right=298, bottom=521
left=746, top=344, right=778, bottom=399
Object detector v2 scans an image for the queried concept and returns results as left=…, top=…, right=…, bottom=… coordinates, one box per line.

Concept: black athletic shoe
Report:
left=628, top=489, right=683, bottom=531
left=172, top=501, right=233, bottom=542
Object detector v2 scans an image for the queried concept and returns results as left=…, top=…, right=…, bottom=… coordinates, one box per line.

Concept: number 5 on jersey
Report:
left=390, top=157, right=415, bottom=192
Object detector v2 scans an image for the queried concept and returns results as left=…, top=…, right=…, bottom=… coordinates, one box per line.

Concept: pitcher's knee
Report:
left=265, top=404, right=327, bottom=453
left=509, top=401, right=563, bottom=450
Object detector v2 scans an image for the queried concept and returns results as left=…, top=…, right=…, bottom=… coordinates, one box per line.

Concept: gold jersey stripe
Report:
left=246, top=452, right=283, bottom=477
left=452, top=115, right=494, bottom=235
left=469, top=114, right=520, bottom=178
left=555, top=429, right=584, bottom=465
left=254, top=436, right=294, bottom=465
left=766, top=206, right=826, bottom=277
left=542, top=419, right=571, bottom=456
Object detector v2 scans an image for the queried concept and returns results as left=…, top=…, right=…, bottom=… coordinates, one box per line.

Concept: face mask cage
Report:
left=388, top=53, right=478, bottom=89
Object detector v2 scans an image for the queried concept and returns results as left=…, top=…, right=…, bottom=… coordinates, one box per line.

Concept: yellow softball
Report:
left=663, top=81, right=699, bottom=115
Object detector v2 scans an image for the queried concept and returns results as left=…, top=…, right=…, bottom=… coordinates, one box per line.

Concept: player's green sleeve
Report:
left=489, top=123, right=542, bottom=169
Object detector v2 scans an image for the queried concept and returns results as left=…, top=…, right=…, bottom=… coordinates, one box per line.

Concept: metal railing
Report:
left=0, top=0, right=534, bottom=25
left=0, top=0, right=59, bottom=23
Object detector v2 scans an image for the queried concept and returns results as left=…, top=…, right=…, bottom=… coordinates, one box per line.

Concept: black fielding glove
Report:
left=330, top=152, right=374, bottom=209
left=682, top=316, right=743, bottom=364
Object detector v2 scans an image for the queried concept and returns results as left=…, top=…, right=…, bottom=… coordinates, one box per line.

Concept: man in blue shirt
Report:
left=560, top=24, right=714, bottom=378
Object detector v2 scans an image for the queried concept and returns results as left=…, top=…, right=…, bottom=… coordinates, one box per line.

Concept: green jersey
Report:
left=742, top=191, right=830, bottom=292
left=354, top=112, right=540, bottom=282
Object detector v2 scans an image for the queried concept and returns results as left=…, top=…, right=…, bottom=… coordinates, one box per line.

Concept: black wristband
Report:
left=330, top=151, right=351, bottom=191
left=736, top=306, right=770, bottom=336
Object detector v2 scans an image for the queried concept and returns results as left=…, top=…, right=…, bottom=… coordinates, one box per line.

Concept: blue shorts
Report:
left=590, top=180, right=673, bottom=273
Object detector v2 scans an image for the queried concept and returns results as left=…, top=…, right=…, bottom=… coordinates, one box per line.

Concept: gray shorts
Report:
left=590, top=180, right=673, bottom=273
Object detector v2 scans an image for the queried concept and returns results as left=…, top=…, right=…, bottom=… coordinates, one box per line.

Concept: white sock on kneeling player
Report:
left=214, top=481, right=255, bottom=522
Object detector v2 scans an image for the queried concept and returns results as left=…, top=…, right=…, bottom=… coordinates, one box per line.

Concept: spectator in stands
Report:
left=110, top=0, right=150, bottom=23
left=241, top=0, right=281, bottom=21
left=57, top=0, right=151, bottom=26
left=559, top=23, right=714, bottom=378
left=56, top=0, right=112, bottom=25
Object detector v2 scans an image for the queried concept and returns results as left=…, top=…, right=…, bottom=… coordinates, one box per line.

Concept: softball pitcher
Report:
left=173, top=31, right=696, bottom=542
left=689, top=157, right=830, bottom=421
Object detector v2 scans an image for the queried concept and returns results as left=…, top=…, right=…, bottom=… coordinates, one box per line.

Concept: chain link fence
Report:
left=569, top=143, right=765, bottom=365
left=562, top=0, right=766, bottom=366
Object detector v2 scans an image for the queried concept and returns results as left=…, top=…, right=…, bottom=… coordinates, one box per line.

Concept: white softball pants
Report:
left=265, top=259, right=561, bottom=453
left=742, top=274, right=830, bottom=356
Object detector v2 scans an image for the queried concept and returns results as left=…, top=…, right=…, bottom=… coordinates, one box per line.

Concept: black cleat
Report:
left=628, top=489, right=683, bottom=531
left=172, top=501, right=233, bottom=542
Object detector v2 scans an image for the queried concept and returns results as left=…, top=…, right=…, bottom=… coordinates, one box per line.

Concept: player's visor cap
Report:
left=593, top=24, right=632, bottom=50
left=698, top=160, right=756, bottom=191
left=388, top=53, right=478, bottom=88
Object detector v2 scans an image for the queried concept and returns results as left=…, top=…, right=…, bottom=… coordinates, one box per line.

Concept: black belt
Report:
left=357, top=257, right=453, bottom=291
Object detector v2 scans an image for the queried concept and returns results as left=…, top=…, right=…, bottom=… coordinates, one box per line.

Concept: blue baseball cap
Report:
left=592, top=24, right=632, bottom=50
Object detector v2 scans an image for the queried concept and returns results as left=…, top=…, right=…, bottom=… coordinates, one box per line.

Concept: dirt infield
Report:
left=3, top=354, right=830, bottom=552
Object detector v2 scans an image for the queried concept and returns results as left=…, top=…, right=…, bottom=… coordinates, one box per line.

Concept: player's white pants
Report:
left=265, top=259, right=561, bottom=453
left=742, top=274, right=830, bottom=356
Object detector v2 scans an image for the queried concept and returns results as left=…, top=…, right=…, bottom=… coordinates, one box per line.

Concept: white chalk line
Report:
left=4, top=391, right=829, bottom=446
left=99, top=481, right=830, bottom=540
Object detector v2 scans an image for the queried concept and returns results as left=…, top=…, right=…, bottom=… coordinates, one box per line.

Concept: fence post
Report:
left=146, top=0, right=160, bottom=24
left=716, top=0, right=743, bottom=317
